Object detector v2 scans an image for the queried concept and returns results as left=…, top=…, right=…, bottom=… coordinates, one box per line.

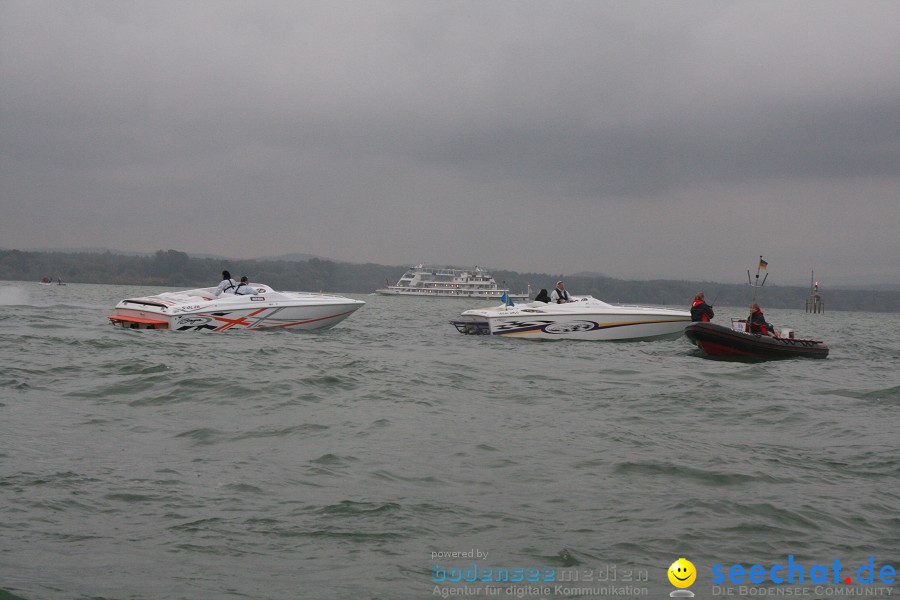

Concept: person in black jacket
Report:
left=690, top=292, right=715, bottom=322
left=748, top=303, right=773, bottom=335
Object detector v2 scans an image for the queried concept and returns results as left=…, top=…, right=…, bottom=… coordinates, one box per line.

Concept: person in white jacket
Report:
left=234, top=276, right=258, bottom=295
left=214, top=270, right=238, bottom=297
left=550, top=281, right=573, bottom=303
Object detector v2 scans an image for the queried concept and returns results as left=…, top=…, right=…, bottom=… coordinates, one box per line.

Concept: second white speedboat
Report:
left=108, top=284, right=364, bottom=332
left=451, top=296, right=691, bottom=340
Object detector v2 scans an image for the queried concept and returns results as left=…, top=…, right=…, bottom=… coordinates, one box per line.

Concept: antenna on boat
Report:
left=747, top=255, right=768, bottom=302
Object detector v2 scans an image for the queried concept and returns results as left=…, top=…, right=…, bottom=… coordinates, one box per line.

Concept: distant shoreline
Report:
left=3, top=248, right=900, bottom=312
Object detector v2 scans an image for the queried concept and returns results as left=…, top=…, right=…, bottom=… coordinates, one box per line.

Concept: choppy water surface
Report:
left=1, top=282, right=898, bottom=599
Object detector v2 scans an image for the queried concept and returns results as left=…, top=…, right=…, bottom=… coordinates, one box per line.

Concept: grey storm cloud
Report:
left=2, top=0, right=899, bottom=285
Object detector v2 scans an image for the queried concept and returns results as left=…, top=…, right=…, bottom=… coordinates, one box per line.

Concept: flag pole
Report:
left=748, top=255, right=768, bottom=302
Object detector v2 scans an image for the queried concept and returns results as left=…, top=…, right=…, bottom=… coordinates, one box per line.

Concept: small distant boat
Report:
left=108, top=284, right=364, bottom=331
left=377, top=264, right=530, bottom=300
left=685, top=320, right=829, bottom=359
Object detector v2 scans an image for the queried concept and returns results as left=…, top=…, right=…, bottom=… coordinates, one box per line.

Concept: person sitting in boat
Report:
left=214, top=270, right=238, bottom=297
left=690, top=292, right=715, bottom=322
left=550, top=281, right=573, bottom=304
left=234, top=276, right=257, bottom=295
left=748, top=303, right=773, bottom=335
left=534, top=288, right=551, bottom=303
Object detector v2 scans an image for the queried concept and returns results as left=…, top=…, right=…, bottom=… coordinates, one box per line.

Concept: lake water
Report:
left=1, top=282, right=898, bottom=599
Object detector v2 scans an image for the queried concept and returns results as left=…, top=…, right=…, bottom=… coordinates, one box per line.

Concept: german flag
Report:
left=759, top=258, right=768, bottom=270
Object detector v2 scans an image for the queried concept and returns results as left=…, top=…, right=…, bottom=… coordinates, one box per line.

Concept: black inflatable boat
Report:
left=685, top=321, right=829, bottom=359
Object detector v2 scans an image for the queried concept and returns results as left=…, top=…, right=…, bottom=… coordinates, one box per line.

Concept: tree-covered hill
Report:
left=2, top=249, right=898, bottom=312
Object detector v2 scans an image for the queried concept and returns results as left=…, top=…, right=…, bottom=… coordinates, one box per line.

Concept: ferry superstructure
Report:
left=376, top=264, right=530, bottom=299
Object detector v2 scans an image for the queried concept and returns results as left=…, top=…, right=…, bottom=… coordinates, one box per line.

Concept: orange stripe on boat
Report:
left=108, top=314, right=169, bottom=325
left=212, top=307, right=271, bottom=331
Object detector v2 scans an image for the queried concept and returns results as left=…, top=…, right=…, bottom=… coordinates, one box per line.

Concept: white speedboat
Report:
left=108, top=284, right=364, bottom=332
left=451, top=296, right=691, bottom=340
left=376, top=264, right=530, bottom=300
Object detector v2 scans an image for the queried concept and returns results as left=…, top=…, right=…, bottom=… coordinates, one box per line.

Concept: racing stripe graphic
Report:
left=176, top=307, right=360, bottom=331
left=211, top=307, right=270, bottom=331
left=251, top=309, right=359, bottom=329
left=495, top=318, right=687, bottom=336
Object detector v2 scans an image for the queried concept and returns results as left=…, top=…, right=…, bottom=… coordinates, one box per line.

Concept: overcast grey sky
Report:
left=2, top=1, right=899, bottom=285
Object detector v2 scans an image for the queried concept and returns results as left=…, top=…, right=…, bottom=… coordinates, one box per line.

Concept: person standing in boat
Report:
left=214, top=270, right=238, bottom=297
left=234, top=276, right=257, bottom=295
left=550, top=281, right=573, bottom=303
left=690, top=292, right=715, bottom=322
left=748, top=303, right=773, bottom=335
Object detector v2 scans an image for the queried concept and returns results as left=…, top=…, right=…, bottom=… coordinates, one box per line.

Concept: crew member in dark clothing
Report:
left=748, top=303, right=773, bottom=335
left=534, top=289, right=551, bottom=303
left=690, top=292, right=715, bottom=322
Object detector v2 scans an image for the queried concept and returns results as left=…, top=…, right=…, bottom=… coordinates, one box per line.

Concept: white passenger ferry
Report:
left=376, top=264, right=530, bottom=299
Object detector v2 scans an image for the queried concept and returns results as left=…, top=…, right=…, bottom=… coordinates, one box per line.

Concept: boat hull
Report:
left=111, top=304, right=362, bottom=332
left=451, top=305, right=691, bottom=341
left=685, top=322, right=828, bottom=359
left=108, top=286, right=364, bottom=332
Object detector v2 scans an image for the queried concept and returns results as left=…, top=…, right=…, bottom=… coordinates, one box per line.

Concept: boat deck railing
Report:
left=611, top=302, right=686, bottom=312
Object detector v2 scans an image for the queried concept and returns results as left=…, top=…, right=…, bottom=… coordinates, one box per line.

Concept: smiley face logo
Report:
left=668, top=558, right=696, bottom=588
